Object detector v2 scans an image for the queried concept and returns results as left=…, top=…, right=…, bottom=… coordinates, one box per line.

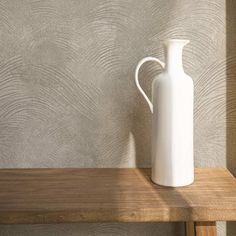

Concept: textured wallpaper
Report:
left=0, top=0, right=234, bottom=235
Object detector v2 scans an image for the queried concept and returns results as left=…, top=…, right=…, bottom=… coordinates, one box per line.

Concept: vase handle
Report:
left=135, top=57, right=165, bottom=113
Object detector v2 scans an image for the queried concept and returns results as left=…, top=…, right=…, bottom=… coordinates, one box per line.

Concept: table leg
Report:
left=186, top=222, right=195, bottom=236
left=185, top=222, right=217, bottom=236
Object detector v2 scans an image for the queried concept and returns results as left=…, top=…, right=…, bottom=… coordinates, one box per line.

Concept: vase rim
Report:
left=162, top=39, right=190, bottom=44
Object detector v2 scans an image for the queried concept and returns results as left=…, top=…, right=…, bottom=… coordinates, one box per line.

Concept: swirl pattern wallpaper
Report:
left=0, top=0, right=235, bottom=235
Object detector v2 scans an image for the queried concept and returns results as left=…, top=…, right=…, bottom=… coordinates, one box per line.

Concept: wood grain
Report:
left=186, top=222, right=195, bottom=236
left=185, top=222, right=217, bottom=236
left=195, top=222, right=216, bottom=236
left=0, top=168, right=235, bottom=224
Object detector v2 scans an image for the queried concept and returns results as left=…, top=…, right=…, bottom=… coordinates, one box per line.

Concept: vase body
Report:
left=135, top=39, right=194, bottom=187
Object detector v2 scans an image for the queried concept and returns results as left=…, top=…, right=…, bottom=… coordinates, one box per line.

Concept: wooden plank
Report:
left=195, top=222, right=216, bottom=236
left=0, top=168, right=235, bottom=224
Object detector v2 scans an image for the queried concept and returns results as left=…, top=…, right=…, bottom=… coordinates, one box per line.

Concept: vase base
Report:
left=151, top=177, right=194, bottom=187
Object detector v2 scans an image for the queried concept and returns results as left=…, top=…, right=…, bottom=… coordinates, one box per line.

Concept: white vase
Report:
left=135, top=39, right=194, bottom=187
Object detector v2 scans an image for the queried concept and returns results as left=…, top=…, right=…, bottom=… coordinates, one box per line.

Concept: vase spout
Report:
left=163, top=39, right=190, bottom=47
left=163, top=39, right=189, bottom=74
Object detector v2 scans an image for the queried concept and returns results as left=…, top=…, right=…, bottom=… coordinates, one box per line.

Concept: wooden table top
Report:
left=0, top=168, right=235, bottom=224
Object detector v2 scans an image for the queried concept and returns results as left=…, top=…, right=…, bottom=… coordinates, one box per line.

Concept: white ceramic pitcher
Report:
left=135, top=39, right=194, bottom=187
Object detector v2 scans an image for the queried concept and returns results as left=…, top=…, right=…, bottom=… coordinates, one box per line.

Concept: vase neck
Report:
left=163, top=39, right=189, bottom=75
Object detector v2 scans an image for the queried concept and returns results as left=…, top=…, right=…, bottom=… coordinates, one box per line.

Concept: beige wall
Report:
left=0, top=0, right=234, bottom=235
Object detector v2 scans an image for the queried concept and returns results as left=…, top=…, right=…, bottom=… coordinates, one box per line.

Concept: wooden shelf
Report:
left=0, top=168, right=235, bottom=227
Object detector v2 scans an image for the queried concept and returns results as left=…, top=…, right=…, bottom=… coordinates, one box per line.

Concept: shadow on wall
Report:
left=226, top=0, right=236, bottom=235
